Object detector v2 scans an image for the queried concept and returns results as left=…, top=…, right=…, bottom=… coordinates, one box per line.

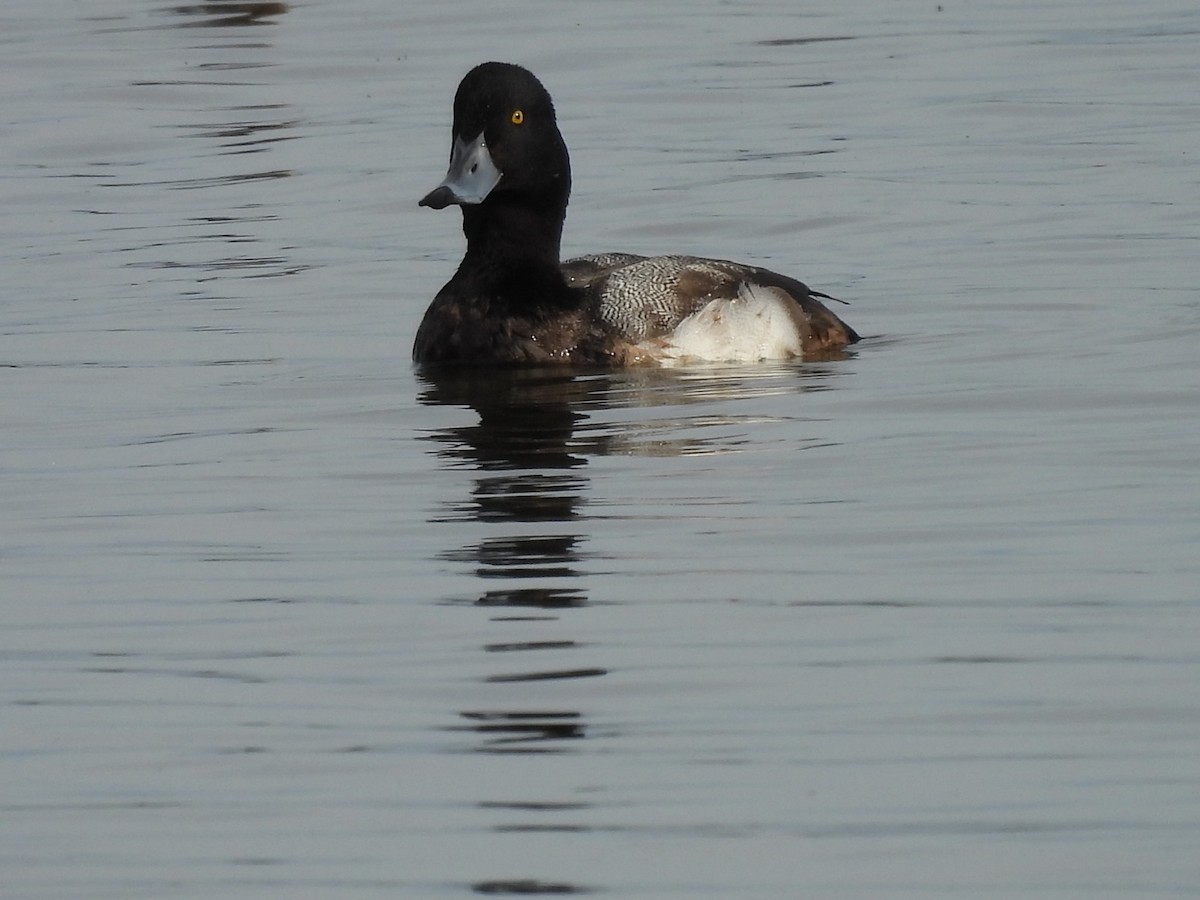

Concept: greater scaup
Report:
left=415, top=62, right=858, bottom=367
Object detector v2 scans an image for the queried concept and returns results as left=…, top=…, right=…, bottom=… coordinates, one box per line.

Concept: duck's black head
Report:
left=421, top=63, right=572, bottom=272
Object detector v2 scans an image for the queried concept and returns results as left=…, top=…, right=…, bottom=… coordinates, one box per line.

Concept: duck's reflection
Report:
left=456, top=710, right=586, bottom=751
left=441, top=533, right=588, bottom=610
left=472, top=879, right=589, bottom=895
left=420, top=367, right=594, bottom=473
left=420, top=368, right=604, bottom=896
left=419, top=362, right=849, bottom=895
left=420, top=368, right=607, bottom=754
left=418, top=363, right=850, bottom=753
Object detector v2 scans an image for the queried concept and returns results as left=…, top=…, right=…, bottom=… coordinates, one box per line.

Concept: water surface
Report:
left=3, top=1, right=1199, bottom=897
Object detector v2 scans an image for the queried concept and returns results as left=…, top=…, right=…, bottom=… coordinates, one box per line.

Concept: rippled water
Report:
left=4, top=1, right=1199, bottom=897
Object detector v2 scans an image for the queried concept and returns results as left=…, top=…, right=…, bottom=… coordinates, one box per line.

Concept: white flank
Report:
left=652, top=282, right=806, bottom=364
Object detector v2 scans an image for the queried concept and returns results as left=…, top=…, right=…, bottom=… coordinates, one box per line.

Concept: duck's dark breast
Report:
left=413, top=292, right=626, bottom=366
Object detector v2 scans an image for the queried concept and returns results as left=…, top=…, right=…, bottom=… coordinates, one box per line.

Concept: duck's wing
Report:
left=581, top=255, right=743, bottom=342
left=737, top=262, right=860, bottom=350
left=574, top=254, right=858, bottom=354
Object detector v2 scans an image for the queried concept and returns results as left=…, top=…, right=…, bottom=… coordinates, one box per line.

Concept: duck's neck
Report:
left=457, top=197, right=569, bottom=297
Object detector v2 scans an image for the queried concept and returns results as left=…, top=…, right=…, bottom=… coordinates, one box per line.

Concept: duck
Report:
left=414, top=62, right=858, bottom=367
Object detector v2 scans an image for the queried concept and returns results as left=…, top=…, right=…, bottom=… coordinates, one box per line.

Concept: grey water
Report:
left=3, top=1, right=1199, bottom=897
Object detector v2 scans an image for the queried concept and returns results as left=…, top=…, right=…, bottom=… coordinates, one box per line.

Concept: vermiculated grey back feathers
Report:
left=564, top=254, right=753, bottom=342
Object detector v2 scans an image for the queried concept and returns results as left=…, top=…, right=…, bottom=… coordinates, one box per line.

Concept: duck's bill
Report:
left=419, top=130, right=502, bottom=209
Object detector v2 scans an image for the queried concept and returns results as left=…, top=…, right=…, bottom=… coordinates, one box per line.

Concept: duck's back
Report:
left=563, top=253, right=858, bottom=364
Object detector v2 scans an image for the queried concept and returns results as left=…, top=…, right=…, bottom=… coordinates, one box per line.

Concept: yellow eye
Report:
left=511, top=109, right=524, bottom=125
